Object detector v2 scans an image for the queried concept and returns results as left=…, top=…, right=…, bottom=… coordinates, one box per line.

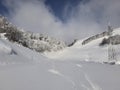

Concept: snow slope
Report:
left=1, top=60, right=120, bottom=90
left=1, top=17, right=120, bottom=90
left=45, top=28, right=120, bottom=65
left=0, top=38, right=48, bottom=66
left=0, top=15, right=66, bottom=53
left=0, top=31, right=120, bottom=90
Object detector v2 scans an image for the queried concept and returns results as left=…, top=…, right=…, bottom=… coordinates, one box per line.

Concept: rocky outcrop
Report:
left=82, top=30, right=113, bottom=45
left=100, top=35, right=120, bottom=45
left=68, top=39, right=78, bottom=47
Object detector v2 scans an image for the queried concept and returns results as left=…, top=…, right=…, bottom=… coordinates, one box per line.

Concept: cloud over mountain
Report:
left=2, top=0, right=120, bottom=43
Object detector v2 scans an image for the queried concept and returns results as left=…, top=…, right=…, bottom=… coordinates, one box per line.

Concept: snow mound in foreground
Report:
left=0, top=38, right=48, bottom=66
left=0, top=40, right=13, bottom=54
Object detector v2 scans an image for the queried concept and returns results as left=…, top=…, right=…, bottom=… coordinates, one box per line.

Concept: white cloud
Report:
left=3, top=0, right=120, bottom=43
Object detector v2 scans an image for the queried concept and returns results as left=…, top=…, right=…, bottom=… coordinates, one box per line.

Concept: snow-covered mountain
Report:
left=1, top=15, right=120, bottom=90
left=0, top=31, right=120, bottom=90
left=45, top=26, right=120, bottom=65
left=0, top=15, right=66, bottom=52
left=1, top=15, right=120, bottom=65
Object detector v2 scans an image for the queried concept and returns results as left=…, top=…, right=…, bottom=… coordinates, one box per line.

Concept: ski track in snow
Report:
left=48, top=63, right=102, bottom=90
left=75, top=63, right=102, bottom=90
left=48, top=69, right=62, bottom=76
left=76, top=64, right=83, bottom=68
left=48, top=68, right=77, bottom=90
left=84, top=74, right=102, bottom=90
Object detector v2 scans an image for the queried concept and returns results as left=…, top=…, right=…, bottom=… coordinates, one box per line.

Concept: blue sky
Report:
left=45, top=0, right=81, bottom=21
left=0, top=0, right=8, bottom=15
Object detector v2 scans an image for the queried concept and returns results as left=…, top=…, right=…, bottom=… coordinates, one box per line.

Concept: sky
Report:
left=45, top=0, right=81, bottom=21
left=0, top=0, right=120, bottom=43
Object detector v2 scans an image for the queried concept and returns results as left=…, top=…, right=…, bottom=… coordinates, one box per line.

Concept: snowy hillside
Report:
left=0, top=38, right=48, bottom=65
left=0, top=38, right=120, bottom=90
left=0, top=15, right=66, bottom=52
left=1, top=15, right=120, bottom=90
left=45, top=27, right=120, bottom=65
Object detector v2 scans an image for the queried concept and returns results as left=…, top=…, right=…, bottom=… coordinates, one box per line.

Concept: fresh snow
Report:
left=1, top=18, right=120, bottom=90
left=45, top=31, right=120, bottom=64
left=0, top=35, right=120, bottom=90
left=0, top=40, right=12, bottom=54
left=45, top=37, right=107, bottom=62
left=113, top=28, right=120, bottom=35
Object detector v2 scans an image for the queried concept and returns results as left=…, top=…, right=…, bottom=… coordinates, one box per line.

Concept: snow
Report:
left=48, top=69, right=62, bottom=75
left=0, top=38, right=48, bottom=66
left=1, top=27, right=120, bottom=90
left=76, top=64, right=83, bottom=68
left=45, top=33, right=120, bottom=64
left=113, top=28, right=120, bottom=35
left=0, top=39, right=12, bottom=54
left=45, top=37, right=107, bottom=62
left=0, top=59, right=120, bottom=90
